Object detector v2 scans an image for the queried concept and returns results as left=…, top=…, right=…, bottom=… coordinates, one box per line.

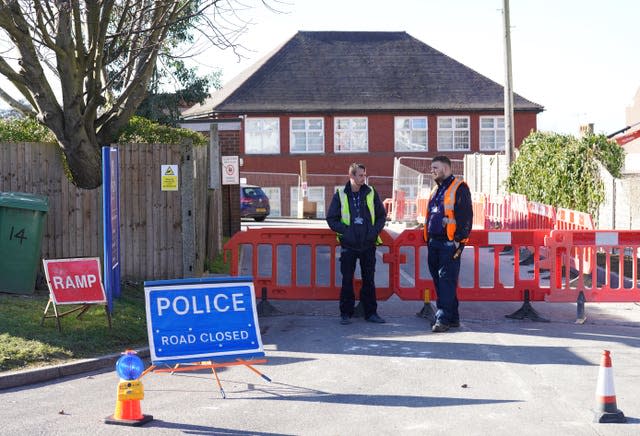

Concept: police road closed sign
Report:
left=144, top=277, right=264, bottom=364
left=43, top=257, right=107, bottom=304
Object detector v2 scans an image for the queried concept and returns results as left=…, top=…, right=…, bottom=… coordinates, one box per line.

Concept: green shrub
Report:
left=0, top=115, right=207, bottom=146
left=0, top=117, right=56, bottom=142
left=506, top=131, right=624, bottom=217
left=117, top=115, right=207, bottom=146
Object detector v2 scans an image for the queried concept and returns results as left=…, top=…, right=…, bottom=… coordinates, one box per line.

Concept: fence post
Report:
left=181, top=140, right=196, bottom=277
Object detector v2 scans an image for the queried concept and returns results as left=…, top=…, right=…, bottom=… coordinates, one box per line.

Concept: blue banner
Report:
left=101, top=146, right=121, bottom=312
left=144, top=277, right=264, bottom=364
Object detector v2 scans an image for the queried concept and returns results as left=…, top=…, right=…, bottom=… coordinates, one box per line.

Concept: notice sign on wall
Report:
left=221, top=155, right=239, bottom=185
left=161, top=164, right=179, bottom=191
left=43, top=257, right=107, bottom=304
left=144, top=276, right=264, bottom=365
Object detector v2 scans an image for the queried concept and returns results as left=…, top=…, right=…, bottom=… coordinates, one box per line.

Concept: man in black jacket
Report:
left=326, top=163, right=387, bottom=325
left=424, top=156, right=473, bottom=332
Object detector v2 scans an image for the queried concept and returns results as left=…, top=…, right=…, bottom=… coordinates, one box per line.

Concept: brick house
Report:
left=181, top=31, right=543, bottom=218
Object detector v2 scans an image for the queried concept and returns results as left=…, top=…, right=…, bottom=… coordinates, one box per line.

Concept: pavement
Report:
left=1, top=297, right=640, bottom=435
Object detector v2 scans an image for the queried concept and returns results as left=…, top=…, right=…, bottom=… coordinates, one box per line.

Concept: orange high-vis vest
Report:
left=423, top=177, right=469, bottom=243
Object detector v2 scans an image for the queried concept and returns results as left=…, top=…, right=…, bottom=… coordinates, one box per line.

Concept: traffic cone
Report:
left=594, top=350, right=626, bottom=423
left=105, top=380, right=153, bottom=426
left=105, top=350, right=153, bottom=426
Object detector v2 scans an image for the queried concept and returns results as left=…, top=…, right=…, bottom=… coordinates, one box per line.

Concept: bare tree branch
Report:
left=0, top=0, right=281, bottom=188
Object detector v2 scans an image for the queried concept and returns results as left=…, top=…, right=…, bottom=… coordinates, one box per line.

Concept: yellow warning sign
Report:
left=161, top=164, right=178, bottom=191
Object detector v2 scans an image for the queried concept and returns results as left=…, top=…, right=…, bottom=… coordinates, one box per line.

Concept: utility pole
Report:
left=503, top=0, right=515, bottom=167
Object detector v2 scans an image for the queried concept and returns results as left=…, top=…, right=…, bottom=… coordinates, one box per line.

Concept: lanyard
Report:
left=352, top=191, right=361, bottom=218
left=432, top=176, right=453, bottom=207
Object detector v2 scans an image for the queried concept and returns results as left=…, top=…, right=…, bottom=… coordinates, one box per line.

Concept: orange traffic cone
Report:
left=105, top=379, right=153, bottom=426
left=105, top=350, right=153, bottom=426
left=595, top=350, right=626, bottom=423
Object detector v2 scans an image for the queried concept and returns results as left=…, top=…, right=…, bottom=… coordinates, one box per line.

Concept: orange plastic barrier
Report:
left=392, top=190, right=406, bottom=221
left=471, top=192, right=486, bottom=229
left=545, top=230, right=640, bottom=302
left=383, top=198, right=393, bottom=219
left=224, top=228, right=395, bottom=301
left=224, top=227, right=638, bottom=306
left=392, top=229, right=551, bottom=302
left=415, top=196, right=428, bottom=224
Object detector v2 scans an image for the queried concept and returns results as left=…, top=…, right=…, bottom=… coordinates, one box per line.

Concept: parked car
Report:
left=240, top=185, right=270, bottom=221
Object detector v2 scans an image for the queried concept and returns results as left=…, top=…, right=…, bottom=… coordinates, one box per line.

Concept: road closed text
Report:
left=160, top=330, right=250, bottom=346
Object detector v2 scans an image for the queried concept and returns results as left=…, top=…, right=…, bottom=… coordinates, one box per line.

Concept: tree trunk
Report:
left=59, top=134, right=102, bottom=190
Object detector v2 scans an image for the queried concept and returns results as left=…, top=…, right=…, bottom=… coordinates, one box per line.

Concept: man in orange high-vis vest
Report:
left=326, top=163, right=387, bottom=325
left=424, top=156, right=473, bottom=333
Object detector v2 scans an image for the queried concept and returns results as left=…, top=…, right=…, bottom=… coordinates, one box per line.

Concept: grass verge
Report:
left=0, top=284, right=147, bottom=372
left=1, top=244, right=232, bottom=373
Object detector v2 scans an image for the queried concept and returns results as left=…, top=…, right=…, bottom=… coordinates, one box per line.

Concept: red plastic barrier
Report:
left=506, top=194, right=529, bottom=229
left=528, top=201, right=556, bottom=230
left=555, top=208, right=594, bottom=230
left=392, top=229, right=551, bottom=302
left=224, top=228, right=395, bottom=301
left=484, top=194, right=507, bottom=229
left=545, top=230, right=640, bottom=302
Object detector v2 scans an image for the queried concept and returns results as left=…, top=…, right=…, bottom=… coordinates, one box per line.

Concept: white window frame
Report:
left=261, top=187, right=281, bottom=217
left=290, top=117, right=325, bottom=153
left=437, top=116, right=470, bottom=151
left=479, top=116, right=505, bottom=151
left=290, top=186, right=326, bottom=218
left=244, top=117, right=280, bottom=154
left=334, top=117, right=368, bottom=152
left=394, top=116, right=428, bottom=152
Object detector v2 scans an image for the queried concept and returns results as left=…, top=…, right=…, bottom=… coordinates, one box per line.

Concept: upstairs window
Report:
left=480, top=116, right=505, bottom=151
left=395, top=117, right=428, bottom=151
left=245, top=118, right=280, bottom=154
left=290, top=118, right=324, bottom=153
left=334, top=117, right=368, bottom=152
left=437, top=116, right=470, bottom=151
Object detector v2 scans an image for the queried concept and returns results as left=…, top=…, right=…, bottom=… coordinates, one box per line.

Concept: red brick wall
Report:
left=210, top=110, right=539, bottom=217
left=238, top=111, right=537, bottom=176
left=219, top=129, right=240, bottom=236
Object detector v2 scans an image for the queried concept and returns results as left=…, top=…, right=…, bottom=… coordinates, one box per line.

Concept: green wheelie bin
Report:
left=0, top=192, right=49, bottom=294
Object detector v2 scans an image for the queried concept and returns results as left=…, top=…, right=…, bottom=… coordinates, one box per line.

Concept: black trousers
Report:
left=339, top=246, right=377, bottom=318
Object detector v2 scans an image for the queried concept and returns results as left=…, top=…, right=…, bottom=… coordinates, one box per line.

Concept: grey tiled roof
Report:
left=183, top=31, right=543, bottom=117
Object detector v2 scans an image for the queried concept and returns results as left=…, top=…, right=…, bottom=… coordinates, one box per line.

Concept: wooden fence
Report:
left=0, top=141, right=211, bottom=281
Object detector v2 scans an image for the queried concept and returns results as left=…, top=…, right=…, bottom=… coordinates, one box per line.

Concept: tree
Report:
left=505, top=131, right=624, bottom=217
left=0, top=1, right=273, bottom=189
left=136, top=57, right=221, bottom=126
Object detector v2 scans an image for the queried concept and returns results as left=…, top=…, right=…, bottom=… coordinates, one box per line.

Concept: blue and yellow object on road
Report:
left=104, top=350, right=153, bottom=427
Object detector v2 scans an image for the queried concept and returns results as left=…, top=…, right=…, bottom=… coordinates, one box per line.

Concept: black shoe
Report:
left=450, top=321, right=461, bottom=328
left=432, top=321, right=450, bottom=333
left=366, top=314, right=386, bottom=323
left=340, top=314, right=352, bottom=325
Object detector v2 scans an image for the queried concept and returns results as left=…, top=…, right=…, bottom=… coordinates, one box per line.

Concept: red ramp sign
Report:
left=43, top=257, right=106, bottom=304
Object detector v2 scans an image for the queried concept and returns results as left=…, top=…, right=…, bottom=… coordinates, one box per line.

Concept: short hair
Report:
left=432, top=156, right=452, bottom=167
left=349, top=162, right=366, bottom=175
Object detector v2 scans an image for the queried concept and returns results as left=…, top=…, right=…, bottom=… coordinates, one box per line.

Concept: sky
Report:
left=184, top=0, right=640, bottom=136
left=0, top=0, right=638, bottom=136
